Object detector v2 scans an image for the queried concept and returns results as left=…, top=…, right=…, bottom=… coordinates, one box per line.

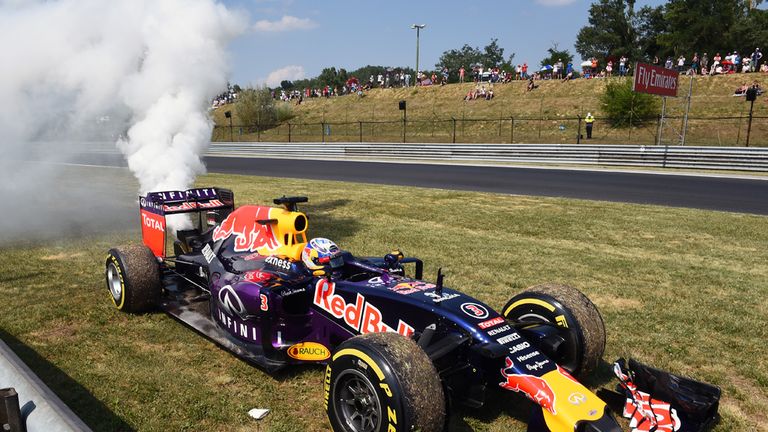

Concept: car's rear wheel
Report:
left=105, top=245, right=161, bottom=313
left=502, top=283, right=605, bottom=376
left=325, top=332, right=445, bottom=432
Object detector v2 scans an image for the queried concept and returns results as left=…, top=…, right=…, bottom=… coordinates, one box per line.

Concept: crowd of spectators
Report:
left=254, top=46, right=767, bottom=105
left=211, top=86, right=238, bottom=108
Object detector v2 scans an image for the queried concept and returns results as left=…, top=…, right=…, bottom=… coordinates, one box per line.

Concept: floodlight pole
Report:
left=411, top=24, right=426, bottom=79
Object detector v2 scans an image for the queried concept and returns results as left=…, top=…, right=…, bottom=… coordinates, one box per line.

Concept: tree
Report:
left=235, top=86, right=276, bottom=129
left=575, top=0, right=642, bottom=62
left=658, top=0, right=743, bottom=58
left=540, top=44, right=574, bottom=67
left=436, top=39, right=516, bottom=82
left=280, top=80, right=294, bottom=90
left=600, top=79, right=659, bottom=127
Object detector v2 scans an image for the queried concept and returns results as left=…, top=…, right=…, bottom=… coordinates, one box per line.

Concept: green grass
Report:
left=1, top=167, right=767, bottom=431
left=212, top=74, right=768, bottom=146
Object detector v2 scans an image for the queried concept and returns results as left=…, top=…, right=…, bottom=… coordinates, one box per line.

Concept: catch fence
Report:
left=212, top=115, right=768, bottom=147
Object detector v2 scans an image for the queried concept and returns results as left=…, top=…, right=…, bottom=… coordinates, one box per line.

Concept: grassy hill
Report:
left=213, top=74, right=768, bottom=146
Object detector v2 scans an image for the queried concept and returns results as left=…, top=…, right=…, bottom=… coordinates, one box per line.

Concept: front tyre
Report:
left=502, top=283, right=605, bottom=376
left=325, top=332, right=445, bottom=432
left=105, top=245, right=161, bottom=313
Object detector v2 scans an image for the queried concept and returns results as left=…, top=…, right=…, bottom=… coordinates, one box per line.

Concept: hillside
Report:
left=213, top=74, right=768, bottom=146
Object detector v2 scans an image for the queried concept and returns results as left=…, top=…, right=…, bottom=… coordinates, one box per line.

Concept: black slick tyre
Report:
left=105, top=245, right=162, bottom=313
left=502, top=283, right=605, bottom=376
left=325, top=332, right=445, bottom=432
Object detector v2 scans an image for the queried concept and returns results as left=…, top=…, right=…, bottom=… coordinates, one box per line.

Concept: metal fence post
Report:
left=655, top=114, right=662, bottom=146
left=577, top=115, right=582, bottom=144
left=288, top=123, right=292, bottom=143
left=452, top=117, right=456, bottom=143
left=511, top=117, right=515, bottom=143
left=257, top=122, right=261, bottom=142
left=321, top=122, right=325, bottom=143
left=359, top=121, right=363, bottom=143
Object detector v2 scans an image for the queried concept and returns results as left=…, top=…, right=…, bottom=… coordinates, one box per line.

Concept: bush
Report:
left=600, top=79, right=659, bottom=127
left=275, top=103, right=296, bottom=123
left=235, top=87, right=277, bottom=130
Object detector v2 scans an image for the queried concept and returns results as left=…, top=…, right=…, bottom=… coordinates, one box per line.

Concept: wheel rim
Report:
left=333, top=369, right=382, bottom=432
left=106, top=262, right=122, bottom=302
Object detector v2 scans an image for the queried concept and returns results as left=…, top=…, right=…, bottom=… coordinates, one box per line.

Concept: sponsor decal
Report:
left=388, top=281, right=435, bottom=295
left=487, top=325, right=511, bottom=336
left=526, top=360, right=550, bottom=371
left=313, top=279, right=414, bottom=337
left=460, top=302, right=489, bottom=319
left=218, top=285, right=246, bottom=318
left=215, top=307, right=259, bottom=342
left=287, top=342, right=331, bottom=361
left=478, top=316, right=505, bottom=329
left=141, top=212, right=164, bottom=231
left=201, top=244, right=215, bottom=264
left=243, top=270, right=272, bottom=284
left=423, top=291, right=459, bottom=302
left=265, top=256, right=291, bottom=271
left=568, top=392, right=587, bottom=406
left=212, top=206, right=280, bottom=253
left=497, top=333, right=521, bottom=345
left=499, top=357, right=557, bottom=415
left=367, top=276, right=387, bottom=287
left=259, top=293, right=269, bottom=311
left=280, top=287, right=306, bottom=296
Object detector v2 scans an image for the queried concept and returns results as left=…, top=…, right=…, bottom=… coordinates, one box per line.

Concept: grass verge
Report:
left=0, top=167, right=766, bottom=431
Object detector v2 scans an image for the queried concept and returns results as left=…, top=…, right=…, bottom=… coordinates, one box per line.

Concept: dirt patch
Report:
left=41, top=252, right=84, bottom=261
left=27, top=320, right=83, bottom=345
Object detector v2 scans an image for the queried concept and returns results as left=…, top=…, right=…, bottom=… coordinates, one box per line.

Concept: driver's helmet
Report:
left=302, top=238, right=343, bottom=272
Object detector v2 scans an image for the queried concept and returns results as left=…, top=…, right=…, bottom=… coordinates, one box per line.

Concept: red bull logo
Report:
left=313, top=279, right=414, bottom=337
left=212, top=206, right=280, bottom=253
left=499, top=357, right=557, bottom=415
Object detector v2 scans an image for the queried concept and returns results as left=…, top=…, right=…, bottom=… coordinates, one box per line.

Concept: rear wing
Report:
left=139, top=187, right=235, bottom=258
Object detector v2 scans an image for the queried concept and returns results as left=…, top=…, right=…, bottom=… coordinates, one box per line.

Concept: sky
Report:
left=221, top=0, right=668, bottom=87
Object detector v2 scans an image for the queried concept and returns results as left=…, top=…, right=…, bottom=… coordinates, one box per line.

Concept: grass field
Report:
left=212, top=74, right=768, bottom=146
left=1, top=167, right=767, bottom=431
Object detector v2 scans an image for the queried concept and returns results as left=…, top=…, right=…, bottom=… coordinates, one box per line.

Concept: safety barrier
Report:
left=0, top=339, right=91, bottom=431
left=207, top=142, right=768, bottom=172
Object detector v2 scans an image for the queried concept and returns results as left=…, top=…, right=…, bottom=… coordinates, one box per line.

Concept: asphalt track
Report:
left=73, top=153, right=768, bottom=215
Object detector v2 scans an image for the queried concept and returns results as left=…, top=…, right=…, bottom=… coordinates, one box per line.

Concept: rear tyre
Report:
left=326, top=332, right=445, bottom=432
left=105, top=245, right=162, bottom=313
left=502, top=283, right=605, bottom=376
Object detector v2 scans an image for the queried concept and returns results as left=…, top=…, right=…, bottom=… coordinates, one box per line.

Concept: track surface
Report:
left=75, top=154, right=768, bottom=215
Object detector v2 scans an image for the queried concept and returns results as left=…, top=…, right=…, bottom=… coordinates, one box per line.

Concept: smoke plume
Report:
left=0, top=0, right=246, bottom=241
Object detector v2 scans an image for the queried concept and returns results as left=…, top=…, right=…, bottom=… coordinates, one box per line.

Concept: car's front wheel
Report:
left=105, top=245, right=161, bottom=313
left=502, top=283, right=605, bottom=376
left=325, top=332, right=445, bottom=432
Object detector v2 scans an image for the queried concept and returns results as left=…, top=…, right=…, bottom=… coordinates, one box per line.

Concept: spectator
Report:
left=459, top=66, right=465, bottom=82
left=751, top=48, right=762, bottom=72
left=606, top=61, right=613, bottom=77
left=701, top=53, right=709, bottom=74
left=590, top=57, right=598, bottom=75
left=619, top=55, right=627, bottom=76
left=556, top=59, right=564, bottom=79
left=562, top=62, right=574, bottom=81
left=653, top=56, right=660, bottom=66
left=526, top=76, right=538, bottom=92
left=405, top=73, right=411, bottom=87
left=665, top=57, right=674, bottom=69
left=522, top=63, right=529, bottom=79
left=515, top=64, right=522, bottom=80
left=691, top=53, right=699, bottom=75
left=677, top=55, right=686, bottom=72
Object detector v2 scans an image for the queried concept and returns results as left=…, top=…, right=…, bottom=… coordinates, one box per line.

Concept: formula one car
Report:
left=104, top=187, right=622, bottom=432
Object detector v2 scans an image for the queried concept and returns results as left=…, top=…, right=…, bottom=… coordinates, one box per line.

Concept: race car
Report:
left=104, top=187, right=622, bottom=432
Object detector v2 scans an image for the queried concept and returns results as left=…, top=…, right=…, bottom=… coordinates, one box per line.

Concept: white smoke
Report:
left=0, top=0, right=246, bottom=241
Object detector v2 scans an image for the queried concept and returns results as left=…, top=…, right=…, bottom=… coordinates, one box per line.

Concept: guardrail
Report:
left=0, top=339, right=91, bottom=431
left=208, top=142, right=768, bottom=172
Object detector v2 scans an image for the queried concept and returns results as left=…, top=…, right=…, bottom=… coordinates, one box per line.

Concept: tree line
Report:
left=576, top=0, right=768, bottom=63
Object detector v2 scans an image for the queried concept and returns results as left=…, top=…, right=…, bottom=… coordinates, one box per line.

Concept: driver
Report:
left=301, top=238, right=344, bottom=277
